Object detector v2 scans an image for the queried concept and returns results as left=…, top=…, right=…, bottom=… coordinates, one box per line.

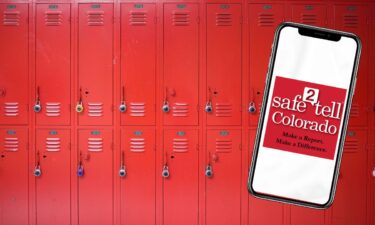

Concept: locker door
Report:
left=36, top=4, right=71, bottom=126
left=0, top=4, right=28, bottom=125
left=206, top=4, right=242, bottom=126
left=248, top=4, right=284, bottom=126
left=334, top=5, right=368, bottom=127
left=120, top=127, right=155, bottom=225
left=163, top=129, right=199, bottom=225
left=36, top=129, right=71, bottom=225
left=0, top=128, right=28, bottom=225
left=206, top=129, right=241, bottom=225
left=163, top=3, right=199, bottom=125
left=78, top=3, right=113, bottom=126
left=78, top=129, right=113, bottom=225
left=248, top=129, right=283, bottom=225
left=331, top=129, right=367, bottom=225
left=291, top=4, right=327, bottom=27
left=120, top=3, right=156, bottom=126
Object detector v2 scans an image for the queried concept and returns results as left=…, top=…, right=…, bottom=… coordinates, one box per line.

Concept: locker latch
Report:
left=205, top=164, right=213, bottom=177
left=34, top=86, right=42, bottom=113
left=372, top=167, right=375, bottom=177
left=119, top=151, right=126, bottom=177
left=162, top=88, right=170, bottom=113
left=248, top=102, right=256, bottom=113
left=33, top=151, right=42, bottom=177
left=162, top=165, right=170, bottom=178
left=205, top=87, right=213, bottom=113
left=77, top=152, right=85, bottom=177
left=119, top=86, right=127, bottom=113
left=76, top=87, right=84, bottom=113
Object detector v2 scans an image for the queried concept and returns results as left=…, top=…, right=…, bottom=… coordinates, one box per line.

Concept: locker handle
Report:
left=77, top=151, right=85, bottom=177
left=205, top=87, right=213, bottom=113
left=119, top=86, right=127, bottom=113
left=34, top=151, right=42, bottom=177
left=76, top=87, right=84, bottom=113
left=162, top=165, right=170, bottom=178
left=34, top=86, right=42, bottom=113
left=162, top=88, right=170, bottom=113
left=372, top=167, right=375, bottom=177
left=119, top=151, right=126, bottom=177
left=205, top=164, right=213, bottom=177
left=248, top=88, right=256, bottom=113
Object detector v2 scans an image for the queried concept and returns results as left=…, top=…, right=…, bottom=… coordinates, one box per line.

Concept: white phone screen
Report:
left=251, top=25, right=359, bottom=206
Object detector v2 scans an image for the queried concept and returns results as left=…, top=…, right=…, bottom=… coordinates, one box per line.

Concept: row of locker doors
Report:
left=0, top=127, right=369, bottom=225
left=0, top=127, right=242, bottom=225
left=0, top=3, right=369, bottom=127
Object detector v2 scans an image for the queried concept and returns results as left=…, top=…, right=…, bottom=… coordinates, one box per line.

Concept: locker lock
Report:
left=34, top=101, right=42, bottom=113
left=248, top=102, right=256, bottom=113
left=119, top=165, right=126, bottom=177
left=162, top=101, right=170, bottom=113
left=372, top=167, right=375, bottom=177
left=76, top=102, right=84, bottom=113
left=33, top=165, right=42, bottom=177
left=119, top=102, right=127, bottom=113
left=162, top=165, right=170, bottom=178
left=77, top=165, right=84, bottom=177
left=205, top=101, right=213, bottom=113
left=205, top=164, right=213, bottom=177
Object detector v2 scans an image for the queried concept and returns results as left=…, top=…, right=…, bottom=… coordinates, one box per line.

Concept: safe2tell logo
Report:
left=263, top=76, right=347, bottom=160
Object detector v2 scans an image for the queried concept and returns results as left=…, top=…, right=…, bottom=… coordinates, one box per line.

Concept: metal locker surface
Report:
left=0, top=127, right=28, bottom=225
left=163, top=128, right=199, bottom=225
left=334, top=4, right=368, bottom=127
left=120, top=127, right=155, bottom=225
left=78, top=3, right=113, bottom=126
left=36, top=4, right=71, bottom=126
left=35, top=129, right=71, bottom=225
left=78, top=129, right=113, bottom=225
left=163, top=3, right=199, bottom=126
left=120, top=3, right=156, bottom=126
left=248, top=3, right=284, bottom=127
left=206, top=129, right=241, bottom=225
left=206, top=4, right=242, bottom=126
left=291, top=4, right=327, bottom=27
left=248, top=129, right=283, bottom=225
left=0, top=4, right=29, bottom=125
left=331, top=129, right=367, bottom=225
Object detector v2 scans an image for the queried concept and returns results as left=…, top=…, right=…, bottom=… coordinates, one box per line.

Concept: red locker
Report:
left=35, top=4, right=71, bottom=126
left=206, top=129, right=241, bottom=225
left=206, top=4, right=242, bottom=126
left=163, top=128, right=199, bottom=225
left=248, top=129, right=283, bottom=225
left=0, top=127, right=28, bottom=225
left=248, top=4, right=284, bottom=126
left=334, top=5, right=368, bottom=127
left=78, top=129, right=113, bottom=225
left=35, top=129, right=71, bottom=225
left=163, top=3, right=199, bottom=126
left=120, top=3, right=156, bottom=126
left=291, top=4, right=327, bottom=27
left=78, top=3, right=113, bottom=126
left=0, top=4, right=28, bottom=125
left=331, top=129, right=367, bottom=225
left=120, top=127, right=155, bottom=225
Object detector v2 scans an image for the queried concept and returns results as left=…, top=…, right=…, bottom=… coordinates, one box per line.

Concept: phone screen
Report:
left=250, top=24, right=360, bottom=207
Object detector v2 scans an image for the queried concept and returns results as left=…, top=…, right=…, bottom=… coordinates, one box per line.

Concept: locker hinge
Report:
left=113, top=57, right=117, bottom=65
left=27, top=142, right=29, bottom=151
left=239, top=144, right=242, bottom=151
left=112, top=104, right=114, bottom=111
left=196, top=144, right=199, bottom=151
left=112, top=143, right=115, bottom=151
left=26, top=104, right=29, bottom=112
left=68, top=143, right=71, bottom=151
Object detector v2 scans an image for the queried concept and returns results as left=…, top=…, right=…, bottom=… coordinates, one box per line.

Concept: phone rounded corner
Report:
left=275, top=22, right=291, bottom=35
left=316, top=196, right=335, bottom=209
left=247, top=174, right=259, bottom=197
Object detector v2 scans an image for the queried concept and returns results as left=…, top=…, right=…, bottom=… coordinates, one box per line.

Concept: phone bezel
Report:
left=248, top=22, right=362, bottom=209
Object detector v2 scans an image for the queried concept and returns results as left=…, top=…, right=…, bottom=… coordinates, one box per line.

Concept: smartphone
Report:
left=248, top=22, right=361, bottom=209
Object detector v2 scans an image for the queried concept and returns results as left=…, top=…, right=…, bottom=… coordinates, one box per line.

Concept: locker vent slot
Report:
left=343, top=15, right=359, bottom=28
left=88, top=102, right=103, bottom=117
left=4, top=137, right=19, bottom=152
left=350, top=103, right=359, bottom=118
left=4, top=102, right=19, bottom=117
left=258, top=13, right=275, bottom=27
left=344, top=139, right=358, bottom=153
left=172, top=103, right=188, bottom=117
left=215, top=103, right=232, bottom=117
left=88, top=138, right=103, bottom=152
left=129, top=11, right=147, bottom=26
left=130, top=102, right=145, bottom=117
left=216, top=13, right=232, bottom=26
left=215, top=139, right=232, bottom=153
left=87, top=11, right=104, bottom=26
left=46, top=102, right=61, bottom=117
left=45, top=11, right=62, bottom=26
left=173, top=138, right=188, bottom=153
left=46, top=137, right=61, bottom=152
left=130, top=138, right=145, bottom=152
left=300, top=14, right=317, bottom=25
left=3, top=11, right=20, bottom=26
left=172, top=11, right=190, bottom=26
